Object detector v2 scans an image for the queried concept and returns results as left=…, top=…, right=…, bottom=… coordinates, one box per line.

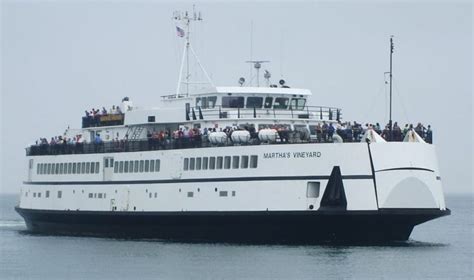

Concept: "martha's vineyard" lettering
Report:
left=263, top=151, right=321, bottom=159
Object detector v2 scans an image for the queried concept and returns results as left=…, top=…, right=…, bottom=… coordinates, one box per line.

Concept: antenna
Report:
left=249, top=21, right=254, bottom=86
left=173, top=8, right=214, bottom=97
left=245, top=60, right=270, bottom=87
left=388, top=36, right=394, bottom=140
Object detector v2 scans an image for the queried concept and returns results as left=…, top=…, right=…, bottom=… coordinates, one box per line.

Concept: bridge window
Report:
left=274, top=97, right=289, bottom=109
left=208, top=96, right=217, bottom=108
left=222, top=96, right=244, bottom=108
left=290, top=98, right=306, bottom=110
left=246, top=97, right=263, bottom=109
left=264, top=97, right=273, bottom=108
left=196, top=96, right=217, bottom=109
left=57, top=190, right=62, bottom=198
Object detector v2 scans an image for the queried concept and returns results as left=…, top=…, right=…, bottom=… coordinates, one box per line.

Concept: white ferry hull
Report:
left=16, top=142, right=450, bottom=243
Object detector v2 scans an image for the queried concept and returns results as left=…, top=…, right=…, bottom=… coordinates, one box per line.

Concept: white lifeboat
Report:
left=258, top=129, right=278, bottom=142
left=208, top=132, right=228, bottom=144
left=231, top=130, right=251, bottom=144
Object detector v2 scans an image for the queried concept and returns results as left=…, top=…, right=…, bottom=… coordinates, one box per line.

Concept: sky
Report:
left=1, top=0, right=472, bottom=194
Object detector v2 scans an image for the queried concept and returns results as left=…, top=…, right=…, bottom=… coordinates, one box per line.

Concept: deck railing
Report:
left=25, top=128, right=432, bottom=157
left=82, top=113, right=125, bottom=128
left=186, top=106, right=342, bottom=121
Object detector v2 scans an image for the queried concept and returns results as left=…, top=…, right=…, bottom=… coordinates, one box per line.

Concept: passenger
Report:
left=425, top=125, right=433, bottom=144
left=375, top=123, right=382, bottom=134
left=393, top=122, right=402, bottom=141
left=94, top=134, right=103, bottom=152
left=415, top=123, right=425, bottom=138
left=315, top=123, right=322, bottom=142
left=328, top=123, right=335, bottom=140
left=102, top=107, right=107, bottom=115
left=322, top=122, right=328, bottom=142
left=116, top=106, right=122, bottom=114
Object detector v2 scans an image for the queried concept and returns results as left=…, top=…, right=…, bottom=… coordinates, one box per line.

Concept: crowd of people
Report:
left=82, top=105, right=124, bottom=128
left=316, top=121, right=433, bottom=143
left=28, top=121, right=433, bottom=156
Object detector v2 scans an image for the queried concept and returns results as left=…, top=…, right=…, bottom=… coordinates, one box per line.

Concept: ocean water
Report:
left=0, top=194, right=472, bottom=279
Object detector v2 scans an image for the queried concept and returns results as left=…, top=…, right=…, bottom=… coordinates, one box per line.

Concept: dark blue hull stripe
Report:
left=375, top=167, right=435, bottom=173
left=14, top=207, right=451, bottom=243
left=24, top=175, right=373, bottom=185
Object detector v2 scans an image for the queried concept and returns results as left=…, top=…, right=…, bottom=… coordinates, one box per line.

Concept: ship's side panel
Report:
left=20, top=143, right=378, bottom=212
left=370, top=142, right=446, bottom=210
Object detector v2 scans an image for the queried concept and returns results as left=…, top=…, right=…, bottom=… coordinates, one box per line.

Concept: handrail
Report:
left=190, top=105, right=342, bottom=121
left=82, top=113, right=124, bottom=128
left=25, top=128, right=432, bottom=157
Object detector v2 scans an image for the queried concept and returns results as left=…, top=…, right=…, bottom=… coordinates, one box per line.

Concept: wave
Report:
left=0, top=220, right=26, bottom=228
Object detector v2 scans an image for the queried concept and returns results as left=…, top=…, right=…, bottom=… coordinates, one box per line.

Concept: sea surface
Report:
left=0, top=194, right=472, bottom=280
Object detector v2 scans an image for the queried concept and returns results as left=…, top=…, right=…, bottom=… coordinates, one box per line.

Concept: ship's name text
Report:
left=263, top=151, right=321, bottom=159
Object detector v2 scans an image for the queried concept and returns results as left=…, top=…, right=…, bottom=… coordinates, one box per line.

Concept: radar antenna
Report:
left=173, top=7, right=214, bottom=97
left=245, top=60, right=270, bottom=87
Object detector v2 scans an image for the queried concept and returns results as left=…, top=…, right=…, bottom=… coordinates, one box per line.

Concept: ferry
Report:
left=15, top=10, right=450, bottom=243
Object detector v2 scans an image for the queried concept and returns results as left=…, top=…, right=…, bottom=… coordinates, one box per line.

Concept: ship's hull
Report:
left=15, top=206, right=449, bottom=243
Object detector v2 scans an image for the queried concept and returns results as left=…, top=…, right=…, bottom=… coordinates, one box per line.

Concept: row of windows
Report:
left=28, top=190, right=60, bottom=198
left=88, top=193, right=107, bottom=199
left=113, top=159, right=161, bottom=173
left=183, top=155, right=258, bottom=171
left=37, top=162, right=100, bottom=175
left=195, top=96, right=307, bottom=110
left=216, top=96, right=306, bottom=110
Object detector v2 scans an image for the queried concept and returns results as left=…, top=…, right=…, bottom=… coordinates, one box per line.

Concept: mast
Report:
left=173, top=8, right=214, bottom=97
left=389, top=36, right=394, bottom=139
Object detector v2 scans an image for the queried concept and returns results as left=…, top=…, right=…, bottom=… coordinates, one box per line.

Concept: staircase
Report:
left=125, top=126, right=144, bottom=140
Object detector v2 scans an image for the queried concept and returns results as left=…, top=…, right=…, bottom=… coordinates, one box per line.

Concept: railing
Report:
left=25, top=128, right=432, bottom=156
left=82, top=114, right=125, bottom=128
left=186, top=106, right=342, bottom=122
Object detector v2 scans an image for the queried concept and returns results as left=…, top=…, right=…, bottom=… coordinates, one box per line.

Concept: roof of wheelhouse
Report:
left=189, top=86, right=312, bottom=96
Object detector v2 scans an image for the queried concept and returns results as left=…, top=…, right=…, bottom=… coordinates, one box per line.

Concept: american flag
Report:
left=176, top=26, right=185, bottom=37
